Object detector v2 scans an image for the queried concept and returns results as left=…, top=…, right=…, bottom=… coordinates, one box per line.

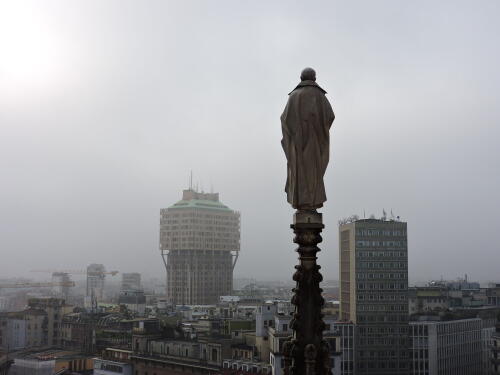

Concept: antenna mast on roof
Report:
left=189, top=170, right=193, bottom=190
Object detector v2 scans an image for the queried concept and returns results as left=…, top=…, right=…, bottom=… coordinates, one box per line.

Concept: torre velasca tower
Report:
left=160, top=189, right=240, bottom=305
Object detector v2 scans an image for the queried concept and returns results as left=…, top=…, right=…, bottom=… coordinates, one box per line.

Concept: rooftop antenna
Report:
left=363, top=209, right=366, bottom=219
left=189, top=170, right=193, bottom=190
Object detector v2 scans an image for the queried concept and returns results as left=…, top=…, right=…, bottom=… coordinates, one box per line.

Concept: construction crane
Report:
left=31, top=269, right=119, bottom=276
left=0, top=281, right=75, bottom=289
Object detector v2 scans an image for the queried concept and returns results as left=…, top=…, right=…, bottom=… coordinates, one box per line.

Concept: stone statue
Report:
left=281, top=67, right=335, bottom=210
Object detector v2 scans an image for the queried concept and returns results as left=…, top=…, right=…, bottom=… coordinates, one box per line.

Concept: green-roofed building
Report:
left=160, top=189, right=240, bottom=305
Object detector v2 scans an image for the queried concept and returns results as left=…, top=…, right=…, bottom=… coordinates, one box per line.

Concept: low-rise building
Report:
left=491, top=322, right=500, bottom=374
left=255, top=303, right=276, bottom=362
left=61, top=312, right=134, bottom=353
left=28, top=297, right=73, bottom=347
left=94, top=358, right=133, bottom=375
left=118, top=290, right=146, bottom=316
left=409, top=317, right=484, bottom=374
left=222, top=359, right=271, bottom=374
left=409, top=287, right=449, bottom=315
left=0, top=309, right=46, bottom=350
left=268, top=314, right=354, bottom=375
left=9, top=349, right=93, bottom=375
left=487, top=284, right=500, bottom=307
left=0, top=353, right=12, bottom=375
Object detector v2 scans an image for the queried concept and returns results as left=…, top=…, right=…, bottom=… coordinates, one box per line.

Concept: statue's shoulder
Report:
left=289, top=81, right=327, bottom=95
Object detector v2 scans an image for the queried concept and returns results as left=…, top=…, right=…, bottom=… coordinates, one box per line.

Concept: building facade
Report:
left=0, top=304, right=61, bottom=351
left=339, top=218, right=409, bottom=374
left=51, top=272, right=72, bottom=301
left=28, top=297, right=71, bottom=347
left=492, top=322, right=500, bottom=374
left=268, top=316, right=354, bottom=375
left=160, top=189, right=240, bottom=305
left=86, top=263, right=106, bottom=304
left=0, top=353, right=12, bottom=375
left=94, top=358, right=133, bottom=375
left=118, top=290, right=146, bottom=315
left=121, top=273, right=142, bottom=292
left=410, top=318, right=484, bottom=375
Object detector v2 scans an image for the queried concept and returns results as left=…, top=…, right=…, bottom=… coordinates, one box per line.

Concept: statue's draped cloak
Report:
left=281, top=80, right=335, bottom=209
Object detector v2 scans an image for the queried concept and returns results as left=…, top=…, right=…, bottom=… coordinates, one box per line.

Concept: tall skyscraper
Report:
left=160, top=188, right=240, bottom=305
left=339, top=217, right=409, bottom=374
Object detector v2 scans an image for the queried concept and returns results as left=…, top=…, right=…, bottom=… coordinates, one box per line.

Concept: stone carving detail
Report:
left=283, top=212, right=331, bottom=375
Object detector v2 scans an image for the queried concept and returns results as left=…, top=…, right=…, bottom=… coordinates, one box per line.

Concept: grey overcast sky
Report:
left=0, top=0, right=499, bottom=283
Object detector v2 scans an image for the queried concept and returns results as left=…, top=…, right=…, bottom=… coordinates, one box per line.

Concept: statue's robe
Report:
left=281, top=80, right=335, bottom=209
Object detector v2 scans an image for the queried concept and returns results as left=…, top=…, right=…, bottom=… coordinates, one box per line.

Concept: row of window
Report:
left=163, top=212, right=236, bottom=218
left=357, top=273, right=408, bottom=281
left=357, top=250, right=406, bottom=258
left=358, top=327, right=408, bottom=335
left=357, top=293, right=407, bottom=301
left=357, top=240, right=407, bottom=247
left=164, top=231, right=237, bottom=237
left=357, top=261, right=407, bottom=269
left=163, top=225, right=238, bottom=231
left=358, top=281, right=407, bottom=289
left=356, top=229, right=406, bottom=236
left=357, top=361, right=408, bottom=370
left=357, top=304, right=407, bottom=311
left=358, top=338, right=408, bottom=347
left=357, top=314, right=408, bottom=323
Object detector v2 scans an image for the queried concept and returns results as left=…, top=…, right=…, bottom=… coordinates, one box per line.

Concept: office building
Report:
left=160, top=188, right=240, bottom=305
left=121, top=273, right=142, bottom=291
left=51, top=272, right=71, bottom=301
left=410, top=317, right=485, bottom=375
left=339, top=217, right=409, bottom=374
left=86, top=263, right=106, bottom=302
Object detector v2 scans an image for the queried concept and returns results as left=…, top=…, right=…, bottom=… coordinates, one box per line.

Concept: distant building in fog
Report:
left=118, top=290, right=146, bottom=315
left=160, top=188, right=240, bottom=305
left=51, top=272, right=71, bottom=301
left=85, top=264, right=106, bottom=307
left=121, top=273, right=141, bottom=291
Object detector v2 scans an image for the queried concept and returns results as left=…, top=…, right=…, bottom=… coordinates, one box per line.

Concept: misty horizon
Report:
left=1, top=1, right=499, bottom=284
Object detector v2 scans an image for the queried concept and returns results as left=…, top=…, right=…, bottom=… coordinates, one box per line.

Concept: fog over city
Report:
left=1, top=0, right=499, bottom=283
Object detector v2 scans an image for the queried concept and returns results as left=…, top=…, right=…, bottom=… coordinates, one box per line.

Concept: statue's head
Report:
left=300, top=67, right=316, bottom=81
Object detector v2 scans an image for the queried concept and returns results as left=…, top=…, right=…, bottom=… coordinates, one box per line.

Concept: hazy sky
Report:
left=1, top=0, right=499, bottom=284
